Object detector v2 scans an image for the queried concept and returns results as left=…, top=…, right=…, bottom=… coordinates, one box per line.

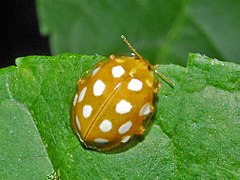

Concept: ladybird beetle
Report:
left=72, top=35, right=174, bottom=152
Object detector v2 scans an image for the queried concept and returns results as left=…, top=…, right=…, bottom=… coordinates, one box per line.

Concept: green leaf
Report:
left=0, top=70, right=53, bottom=179
left=36, top=0, right=240, bottom=66
left=0, top=53, right=239, bottom=179
left=156, top=54, right=240, bottom=178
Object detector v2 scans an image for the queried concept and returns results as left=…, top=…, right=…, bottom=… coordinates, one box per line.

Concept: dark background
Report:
left=0, top=0, right=50, bottom=68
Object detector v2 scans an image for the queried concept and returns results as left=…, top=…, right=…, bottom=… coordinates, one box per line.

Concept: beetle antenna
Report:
left=121, top=35, right=175, bottom=87
left=155, top=70, right=175, bottom=87
left=153, top=65, right=175, bottom=87
left=121, top=35, right=143, bottom=59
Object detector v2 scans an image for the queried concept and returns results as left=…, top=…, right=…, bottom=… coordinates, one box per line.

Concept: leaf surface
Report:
left=0, top=54, right=239, bottom=179
left=36, top=0, right=240, bottom=65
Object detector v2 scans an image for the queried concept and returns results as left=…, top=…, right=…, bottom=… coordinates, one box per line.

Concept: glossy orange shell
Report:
left=72, top=55, right=158, bottom=151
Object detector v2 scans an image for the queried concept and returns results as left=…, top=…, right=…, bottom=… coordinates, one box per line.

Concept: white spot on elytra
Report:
left=99, top=119, right=112, bottom=132
left=73, top=93, right=78, bottom=106
left=93, top=80, right=106, bottom=96
left=128, top=79, right=143, bottom=91
left=118, top=121, right=132, bottom=134
left=82, top=105, right=93, bottom=118
left=139, top=103, right=151, bottom=116
left=78, top=87, right=87, bottom=102
left=112, top=65, right=125, bottom=78
left=94, top=138, right=109, bottom=143
left=76, top=116, right=81, bottom=130
left=92, top=67, right=100, bottom=77
left=115, top=100, right=132, bottom=114
left=121, top=135, right=131, bottom=143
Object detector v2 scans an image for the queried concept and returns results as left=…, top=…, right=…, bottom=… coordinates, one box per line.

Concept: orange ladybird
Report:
left=72, top=35, right=174, bottom=152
